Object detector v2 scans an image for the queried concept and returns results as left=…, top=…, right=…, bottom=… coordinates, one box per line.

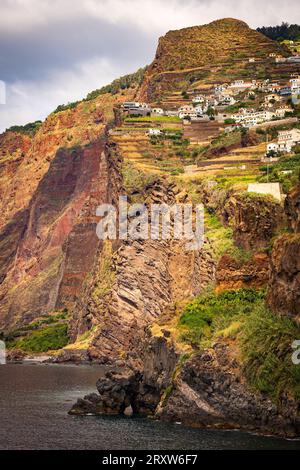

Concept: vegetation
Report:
left=91, top=241, right=115, bottom=309
left=52, top=67, right=147, bottom=114
left=240, top=306, right=300, bottom=401
left=7, top=120, right=42, bottom=136
left=86, top=67, right=147, bottom=100
left=7, top=324, right=69, bottom=353
left=5, top=311, right=69, bottom=353
left=122, top=162, right=157, bottom=200
left=178, top=288, right=265, bottom=348
left=178, top=288, right=300, bottom=402
left=258, top=153, right=300, bottom=192
left=53, top=101, right=80, bottom=114
left=204, top=209, right=234, bottom=260
left=257, top=23, right=300, bottom=42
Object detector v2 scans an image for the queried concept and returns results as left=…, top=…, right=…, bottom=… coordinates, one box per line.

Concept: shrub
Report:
left=85, top=67, right=147, bottom=100
left=240, top=306, right=300, bottom=401
left=179, top=288, right=265, bottom=348
left=53, top=101, right=80, bottom=114
left=7, top=120, right=42, bottom=136
left=8, top=324, right=69, bottom=353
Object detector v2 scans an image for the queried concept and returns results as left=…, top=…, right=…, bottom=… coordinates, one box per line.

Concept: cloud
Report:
left=0, top=0, right=300, bottom=132
left=0, top=56, right=143, bottom=131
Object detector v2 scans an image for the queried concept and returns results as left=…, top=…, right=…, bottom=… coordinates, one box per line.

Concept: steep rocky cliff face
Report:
left=0, top=90, right=135, bottom=330
left=157, top=341, right=300, bottom=437
left=267, top=180, right=300, bottom=321
left=67, top=152, right=216, bottom=363
left=223, top=193, right=286, bottom=251
left=216, top=252, right=269, bottom=291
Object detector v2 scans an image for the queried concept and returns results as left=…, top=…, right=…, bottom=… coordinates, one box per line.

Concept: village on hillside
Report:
left=111, top=56, right=300, bottom=203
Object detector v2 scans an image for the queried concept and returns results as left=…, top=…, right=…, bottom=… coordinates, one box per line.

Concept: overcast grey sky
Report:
left=0, top=0, right=300, bottom=132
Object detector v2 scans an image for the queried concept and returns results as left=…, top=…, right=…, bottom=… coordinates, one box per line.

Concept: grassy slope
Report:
left=178, top=288, right=300, bottom=402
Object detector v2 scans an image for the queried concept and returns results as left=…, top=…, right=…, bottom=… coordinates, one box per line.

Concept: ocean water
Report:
left=0, top=363, right=299, bottom=450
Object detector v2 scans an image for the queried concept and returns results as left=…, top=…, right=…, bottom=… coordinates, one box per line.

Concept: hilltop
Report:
left=138, top=18, right=288, bottom=101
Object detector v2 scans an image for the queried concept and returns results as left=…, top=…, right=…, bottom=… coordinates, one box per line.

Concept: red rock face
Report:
left=0, top=88, right=137, bottom=330
left=216, top=252, right=270, bottom=291
left=0, top=139, right=108, bottom=329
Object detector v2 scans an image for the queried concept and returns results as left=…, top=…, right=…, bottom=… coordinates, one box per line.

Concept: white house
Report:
left=152, top=108, right=164, bottom=115
left=122, top=101, right=141, bottom=109
left=228, top=80, right=253, bottom=92
left=139, top=102, right=150, bottom=109
left=290, top=78, right=300, bottom=89
left=214, top=84, right=228, bottom=94
left=264, top=94, right=281, bottom=104
left=275, top=56, right=287, bottom=63
left=277, top=129, right=300, bottom=152
left=148, top=128, right=161, bottom=136
left=233, top=109, right=274, bottom=127
left=194, top=105, right=204, bottom=115
left=267, top=142, right=279, bottom=153
left=192, top=95, right=205, bottom=103
left=275, top=107, right=292, bottom=118
left=249, top=57, right=256, bottom=63
left=178, top=105, right=197, bottom=119
left=216, top=94, right=236, bottom=106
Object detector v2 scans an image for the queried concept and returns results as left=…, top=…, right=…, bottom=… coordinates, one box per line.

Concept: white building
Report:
left=148, top=128, right=161, bottom=136
left=264, top=94, right=281, bottom=104
left=178, top=105, right=197, bottom=119
left=216, top=94, right=236, bottom=106
left=122, top=101, right=141, bottom=109
left=290, top=78, right=300, bottom=89
left=275, top=107, right=292, bottom=118
left=228, top=80, right=253, bottom=93
left=277, top=129, right=300, bottom=152
left=194, top=105, right=204, bottom=115
left=275, top=56, right=287, bottom=63
left=233, top=109, right=274, bottom=127
left=267, top=142, right=279, bottom=153
left=214, top=84, right=228, bottom=94
left=152, top=108, right=164, bottom=115
left=192, top=95, right=205, bottom=103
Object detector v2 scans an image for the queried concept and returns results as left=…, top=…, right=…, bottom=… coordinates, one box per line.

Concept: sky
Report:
left=0, top=0, right=300, bottom=132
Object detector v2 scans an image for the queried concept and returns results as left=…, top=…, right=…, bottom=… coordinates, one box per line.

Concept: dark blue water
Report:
left=0, top=363, right=299, bottom=450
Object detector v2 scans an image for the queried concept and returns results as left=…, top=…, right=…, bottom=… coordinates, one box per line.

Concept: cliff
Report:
left=0, top=90, right=136, bottom=330
left=267, top=179, right=300, bottom=321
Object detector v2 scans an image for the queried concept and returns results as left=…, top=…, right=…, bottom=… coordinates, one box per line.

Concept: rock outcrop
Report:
left=267, top=179, right=300, bottom=320
left=70, top=330, right=300, bottom=438
left=223, top=193, right=286, bottom=251
left=216, top=252, right=269, bottom=290
left=157, top=342, right=300, bottom=437
left=68, top=167, right=216, bottom=363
